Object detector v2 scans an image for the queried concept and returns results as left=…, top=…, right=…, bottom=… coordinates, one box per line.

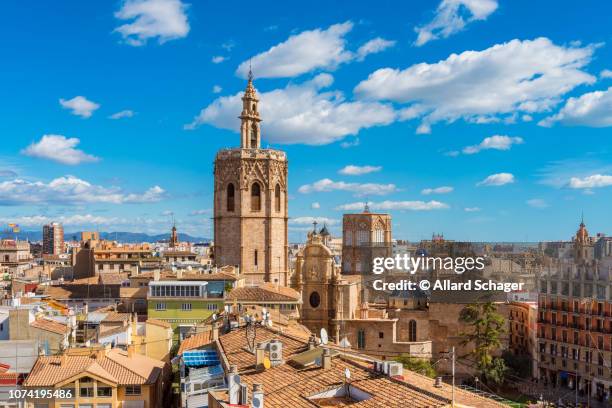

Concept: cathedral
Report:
left=213, top=72, right=289, bottom=286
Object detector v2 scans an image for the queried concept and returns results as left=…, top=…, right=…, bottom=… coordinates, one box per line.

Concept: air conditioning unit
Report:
left=269, top=339, right=283, bottom=365
left=388, top=362, right=403, bottom=378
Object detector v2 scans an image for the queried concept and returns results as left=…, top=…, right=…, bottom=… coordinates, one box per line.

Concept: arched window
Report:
left=250, top=122, right=258, bottom=147
left=274, top=184, right=281, bottom=212
left=251, top=182, right=261, bottom=211
left=254, top=250, right=258, bottom=266
left=408, top=320, right=417, bottom=342
left=226, top=183, right=235, bottom=212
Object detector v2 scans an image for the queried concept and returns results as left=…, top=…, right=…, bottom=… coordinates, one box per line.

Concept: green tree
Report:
left=393, top=354, right=437, bottom=378
left=459, top=302, right=508, bottom=385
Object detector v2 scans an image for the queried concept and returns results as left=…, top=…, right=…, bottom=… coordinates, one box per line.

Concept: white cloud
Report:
left=476, top=172, right=515, bottom=186
left=464, top=207, right=481, bottom=212
left=109, top=110, right=135, bottom=119
left=0, top=175, right=165, bottom=205
left=236, top=22, right=354, bottom=79
left=539, top=87, right=612, bottom=128
left=421, top=186, right=453, bottom=195
left=114, top=0, right=190, bottom=46
left=311, top=202, right=321, bottom=209
left=186, top=73, right=396, bottom=145
left=568, top=174, right=612, bottom=189
left=414, top=0, right=498, bottom=46
left=340, top=138, right=360, bottom=148
left=356, top=38, right=396, bottom=61
left=336, top=200, right=449, bottom=211
left=290, top=216, right=338, bottom=226
left=462, top=135, right=524, bottom=154
left=212, top=56, right=226, bottom=64
left=601, top=69, right=612, bottom=79
left=189, top=209, right=211, bottom=216
left=526, top=198, right=548, bottom=208
left=22, top=135, right=99, bottom=165
left=0, top=214, right=130, bottom=228
left=59, top=96, right=100, bottom=118
left=212, top=85, right=222, bottom=94
left=355, top=38, right=596, bottom=133
left=298, top=178, right=397, bottom=197
left=338, top=165, right=382, bottom=176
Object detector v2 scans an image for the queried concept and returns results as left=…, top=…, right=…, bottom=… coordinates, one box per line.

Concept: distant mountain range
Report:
left=2, top=230, right=210, bottom=244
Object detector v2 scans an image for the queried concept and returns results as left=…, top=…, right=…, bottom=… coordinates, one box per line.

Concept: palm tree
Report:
left=459, top=302, right=508, bottom=385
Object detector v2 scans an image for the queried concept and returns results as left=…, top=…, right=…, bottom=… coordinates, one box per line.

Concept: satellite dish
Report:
left=320, top=328, right=328, bottom=345
left=339, top=337, right=351, bottom=348
left=212, top=313, right=217, bottom=320
left=344, top=368, right=351, bottom=380
left=263, top=357, right=271, bottom=369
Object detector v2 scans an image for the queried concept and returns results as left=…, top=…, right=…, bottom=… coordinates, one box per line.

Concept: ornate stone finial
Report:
left=363, top=201, right=370, bottom=213
left=248, top=59, right=254, bottom=83
left=313, top=220, right=318, bottom=233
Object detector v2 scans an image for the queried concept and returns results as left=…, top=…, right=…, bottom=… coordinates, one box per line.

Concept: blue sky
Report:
left=0, top=0, right=610, bottom=242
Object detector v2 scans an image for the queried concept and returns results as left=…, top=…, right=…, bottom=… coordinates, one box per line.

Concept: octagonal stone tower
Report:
left=213, top=72, right=289, bottom=286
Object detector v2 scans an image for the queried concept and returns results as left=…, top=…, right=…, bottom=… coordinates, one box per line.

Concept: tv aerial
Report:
left=320, top=328, right=328, bottom=345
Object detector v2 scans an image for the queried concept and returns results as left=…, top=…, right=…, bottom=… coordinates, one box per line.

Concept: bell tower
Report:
left=240, top=69, right=262, bottom=149
left=213, top=73, right=289, bottom=286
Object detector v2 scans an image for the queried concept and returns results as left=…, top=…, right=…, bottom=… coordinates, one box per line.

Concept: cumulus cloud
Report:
left=186, top=73, right=395, bottom=145
left=476, top=172, right=515, bottom=186
left=356, top=38, right=396, bottom=61
left=526, top=198, right=549, bottom=208
left=464, top=207, right=481, bottom=212
left=421, top=186, right=453, bottom=195
left=0, top=175, right=165, bottom=205
left=414, top=0, right=498, bottom=46
left=336, top=200, right=449, bottom=211
left=212, top=85, right=222, bottom=94
left=59, top=96, right=100, bottom=118
left=189, top=209, right=211, bottom=216
left=212, top=56, right=226, bottom=64
left=355, top=38, right=597, bottom=133
left=339, top=165, right=382, bottom=176
left=109, top=110, right=135, bottom=119
left=568, top=174, right=612, bottom=189
left=22, top=135, right=99, bottom=165
left=298, top=178, right=397, bottom=197
left=539, top=87, right=612, bottom=128
left=290, top=216, right=338, bottom=226
left=601, top=69, right=612, bottom=79
left=462, top=135, right=524, bottom=154
left=236, top=22, right=354, bottom=79
left=311, top=202, right=321, bottom=209
left=114, top=0, right=190, bottom=46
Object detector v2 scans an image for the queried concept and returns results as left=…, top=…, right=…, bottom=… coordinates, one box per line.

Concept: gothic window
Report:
left=357, top=329, right=366, bottom=349
left=357, top=230, right=369, bottom=246
left=373, top=228, right=384, bottom=243
left=275, top=184, right=281, bottom=212
left=408, top=320, right=417, bottom=342
left=251, top=182, right=261, bottom=211
left=309, top=291, right=320, bottom=308
left=250, top=122, right=258, bottom=147
left=226, top=183, right=235, bottom=212
left=345, top=232, right=353, bottom=246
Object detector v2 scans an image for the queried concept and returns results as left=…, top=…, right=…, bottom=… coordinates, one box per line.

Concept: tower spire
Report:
left=239, top=60, right=261, bottom=149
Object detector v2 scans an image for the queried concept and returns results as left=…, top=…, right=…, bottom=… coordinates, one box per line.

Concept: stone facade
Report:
left=342, top=208, right=392, bottom=275
left=213, top=76, right=289, bottom=285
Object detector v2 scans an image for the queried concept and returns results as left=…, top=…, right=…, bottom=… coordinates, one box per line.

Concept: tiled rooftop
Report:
left=226, top=283, right=301, bottom=303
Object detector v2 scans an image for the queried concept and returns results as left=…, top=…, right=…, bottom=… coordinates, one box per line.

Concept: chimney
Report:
left=251, top=383, right=264, bottom=408
left=308, top=334, right=317, bottom=350
left=322, top=348, right=332, bottom=370
left=255, top=342, right=266, bottom=369
left=153, top=269, right=160, bottom=281
left=127, top=341, right=135, bottom=358
left=227, top=365, right=240, bottom=405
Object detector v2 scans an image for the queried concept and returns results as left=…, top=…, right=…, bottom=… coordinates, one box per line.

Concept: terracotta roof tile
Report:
left=226, top=284, right=301, bottom=303
left=146, top=318, right=172, bottom=329
left=177, top=331, right=213, bottom=356
left=30, top=318, right=68, bottom=335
